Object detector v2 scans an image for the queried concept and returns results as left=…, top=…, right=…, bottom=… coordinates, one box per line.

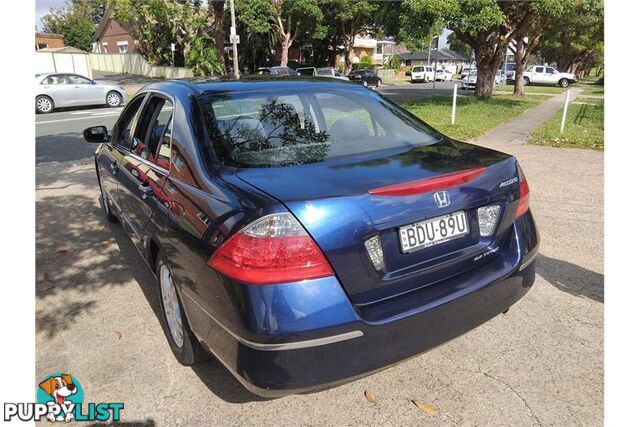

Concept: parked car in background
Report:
left=347, top=70, right=382, bottom=87
left=256, top=66, right=299, bottom=76
left=523, top=66, right=577, bottom=87
left=297, top=67, right=349, bottom=81
left=460, top=67, right=476, bottom=80
left=435, top=69, right=453, bottom=82
left=503, top=63, right=517, bottom=83
left=460, top=70, right=504, bottom=90
left=411, top=66, right=434, bottom=83
left=35, top=73, right=127, bottom=114
left=85, top=77, right=538, bottom=397
left=316, top=67, right=349, bottom=81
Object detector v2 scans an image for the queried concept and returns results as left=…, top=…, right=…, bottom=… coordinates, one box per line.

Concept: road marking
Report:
left=36, top=114, right=120, bottom=125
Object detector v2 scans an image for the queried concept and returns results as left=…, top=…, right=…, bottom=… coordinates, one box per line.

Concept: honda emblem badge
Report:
left=434, top=191, right=450, bottom=208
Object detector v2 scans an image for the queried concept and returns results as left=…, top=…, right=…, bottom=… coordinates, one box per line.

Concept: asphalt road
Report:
left=35, top=96, right=603, bottom=425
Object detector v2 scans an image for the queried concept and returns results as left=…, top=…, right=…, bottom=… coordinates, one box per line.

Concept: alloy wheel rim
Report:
left=107, top=94, right=120, bottom=106
left=37, top=98, right=51, bottom=112
left=160, top=264, right=184, bottom=348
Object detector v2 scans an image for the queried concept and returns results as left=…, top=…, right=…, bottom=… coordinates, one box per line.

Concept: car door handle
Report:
left=109, top=162, right=119, bottom=174
left=138, top=183, right=154, bottom=199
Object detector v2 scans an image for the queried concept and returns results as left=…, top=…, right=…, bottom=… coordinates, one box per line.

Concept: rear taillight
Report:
left=368, top=167, right=486, bottom=196
left=208, top=213, right=334, bottom=285
left=514, top=164, right=530, bottom=219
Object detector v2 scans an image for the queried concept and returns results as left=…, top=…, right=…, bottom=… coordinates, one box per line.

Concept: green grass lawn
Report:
left=528, top=97, right=603, bottom=150
left=402, top=95, right=543, bottom=141
left=578, top=84, right=604, bottom=96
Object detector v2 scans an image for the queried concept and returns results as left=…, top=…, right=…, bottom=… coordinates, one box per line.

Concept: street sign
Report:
left=171, top=43, right=175, bottom=52
left=230, top=34, right=240, bottom=44
left=230, top=26, right=237, bottom=36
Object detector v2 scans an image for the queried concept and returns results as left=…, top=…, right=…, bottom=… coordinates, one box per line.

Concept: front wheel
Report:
left=156, top=256, right=208, bottom=366
left=106, top=91, right=122, bottom=107
left=558, top=78, right=569, bottom=88
left=36, top=95, right=54, bottom=114
left=523, top=77, right=530, bottom=86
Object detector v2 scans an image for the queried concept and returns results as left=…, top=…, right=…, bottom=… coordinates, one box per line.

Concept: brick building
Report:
left=95, top=10, right=137, bottom=54
left=35, top=32, right=64, bottom=50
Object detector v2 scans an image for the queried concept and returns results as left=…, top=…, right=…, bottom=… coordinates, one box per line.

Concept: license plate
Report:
left=399, top=211, right=469, bottom=253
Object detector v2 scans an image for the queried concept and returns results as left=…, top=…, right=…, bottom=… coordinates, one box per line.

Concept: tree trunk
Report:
left=211, top=0, right=226, bottom=72
left=513, top=37, right=526, bottom=96
left=343, top=35, right=355, bottom=75
left=473, top=43, right=504, bottom=100
left=280, top=34, right=291, bottom=66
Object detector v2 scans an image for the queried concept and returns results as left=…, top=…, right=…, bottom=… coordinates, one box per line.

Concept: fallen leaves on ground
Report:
left=364, top=390, right=377, bottom=404
left=411, top=400, right=439, bottom=415
left=115, top=330, right=124, bottom=340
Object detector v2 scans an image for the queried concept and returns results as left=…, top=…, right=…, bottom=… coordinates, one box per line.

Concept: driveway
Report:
left=35, top=102, right=603, bottom=425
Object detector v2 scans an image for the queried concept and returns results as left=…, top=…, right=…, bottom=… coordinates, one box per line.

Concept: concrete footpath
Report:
left=474, top=88, right=583, bottom=145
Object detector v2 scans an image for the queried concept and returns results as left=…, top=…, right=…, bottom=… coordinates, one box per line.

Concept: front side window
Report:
left=545, top=67, right=557, bottom=74
left=413, top=67, right=424, bottom=72
left=115, top=95, right=145, bottom=148
left=131, top=96, right=174, bottom=167
left=535, top=66, right=544, bottom=73
left=200, top=87, right=441, bottom=168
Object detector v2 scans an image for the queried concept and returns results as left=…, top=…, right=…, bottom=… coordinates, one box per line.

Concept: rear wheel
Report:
left=106, top=91, right=122, bottom=107
left=558, top=78, right=569, bottom=88
left=523, top=77, right=530, bottom=86
left=36, top=95, right=54, bottom=114
left=156, top=255, right=207, bottom=366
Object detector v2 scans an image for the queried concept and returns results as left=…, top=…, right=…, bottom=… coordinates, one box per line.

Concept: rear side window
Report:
left=115, top=95, right=145, bottom=148
left=535, top=66, right=544, bottom=73
left=131, top=95, right=174, bottom=167
left=42, top=75, right=68, bottom=85
left=200, top=87, right=440, bottom=168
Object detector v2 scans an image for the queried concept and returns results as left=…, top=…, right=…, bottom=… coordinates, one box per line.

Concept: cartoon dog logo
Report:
left=38, top=374, right=77, bottom=422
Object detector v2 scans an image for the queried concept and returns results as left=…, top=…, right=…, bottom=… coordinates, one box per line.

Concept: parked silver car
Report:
left=35, top=73, right=128, bottom=114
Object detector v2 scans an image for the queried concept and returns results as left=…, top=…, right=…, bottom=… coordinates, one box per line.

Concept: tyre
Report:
left=156, top=255, right=208, bottom=366
left=97, top=171, right=118, bottom=223
left=106, top=91, right=123, bottom=107
left=523, top=77, right=530, bottom=86
left=36, top=95, right=54, bottom=114
left=558, top=78, right=569, bottom=88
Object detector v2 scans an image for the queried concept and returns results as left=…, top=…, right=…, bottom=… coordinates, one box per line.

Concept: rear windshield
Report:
left=413, top=67, right=424, bottom=72
left=297, top=68, right=315, bottom=76
left=199, top=87, right=441, bottom=168
left=316, top=69, right=332, bottom=76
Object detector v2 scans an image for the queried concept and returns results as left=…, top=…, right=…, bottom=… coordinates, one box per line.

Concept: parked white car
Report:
left=35, top=73, right=127, bottom=114
left=315, top=67, right=349, bottom=81
left=460, top=67, right=476, bottom=80
left=523, top=65, right=577, bottom=87
left=435, top=69, right=453, bottom=82
left=460, top=70, right=504, bottom=90
left=411, top=66, right=434, bottom=83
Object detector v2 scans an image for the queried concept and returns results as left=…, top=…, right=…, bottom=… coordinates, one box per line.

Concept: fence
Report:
left=87, top=53, right=193, bottom=79
left=35, top=52, right=194, bottom=79
left=375, top=68, right=395, bottom=79
left=36, top=52, right=93, bottom=78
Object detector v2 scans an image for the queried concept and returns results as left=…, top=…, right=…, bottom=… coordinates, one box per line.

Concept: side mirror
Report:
left=83, top=126, right=110, bottom=143
left=91, top=80, right=98, bottom=85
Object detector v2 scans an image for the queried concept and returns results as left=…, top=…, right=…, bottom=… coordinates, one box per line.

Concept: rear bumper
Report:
left=189, top=211, right=539, bottom=397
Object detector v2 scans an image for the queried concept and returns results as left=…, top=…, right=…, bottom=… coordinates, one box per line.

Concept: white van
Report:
left=411, top=66, right=434, bottom=83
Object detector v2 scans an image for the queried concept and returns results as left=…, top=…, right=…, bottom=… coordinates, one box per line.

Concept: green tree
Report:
left=334, top=0, right=377, bottom=75
left=42, top=0, right=98, bottom=51
left=439, top=0, right=549, bottom=99
left=510, top=0, right=566, bottom=95
left=537, top=0, right=604, bottom=77
left=272, top=0, right=325, bottom=66
left=236, top=0, right=277, bottom=71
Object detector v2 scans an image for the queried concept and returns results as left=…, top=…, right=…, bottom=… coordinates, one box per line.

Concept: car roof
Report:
left=141, top=76, right=358, bottom=97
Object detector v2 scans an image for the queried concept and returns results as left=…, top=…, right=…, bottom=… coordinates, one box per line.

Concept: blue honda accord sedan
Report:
left=84, top=77, right=539, bottom=396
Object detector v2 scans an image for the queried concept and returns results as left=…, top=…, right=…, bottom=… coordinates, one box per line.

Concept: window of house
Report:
left=102, top=42, right=108, bottom=53
left=117, top=41, right=129, bottom=53
left=37, top=43, right=48, bottom=50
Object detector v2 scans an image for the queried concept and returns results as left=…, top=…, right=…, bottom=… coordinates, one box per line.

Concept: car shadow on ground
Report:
left=36, top=132, right=98, bottom=165
left=536, top=253, right=604, bottom=303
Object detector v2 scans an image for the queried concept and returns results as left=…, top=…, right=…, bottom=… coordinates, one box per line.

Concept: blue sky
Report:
left=36, top=0, right=66, bottom=30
